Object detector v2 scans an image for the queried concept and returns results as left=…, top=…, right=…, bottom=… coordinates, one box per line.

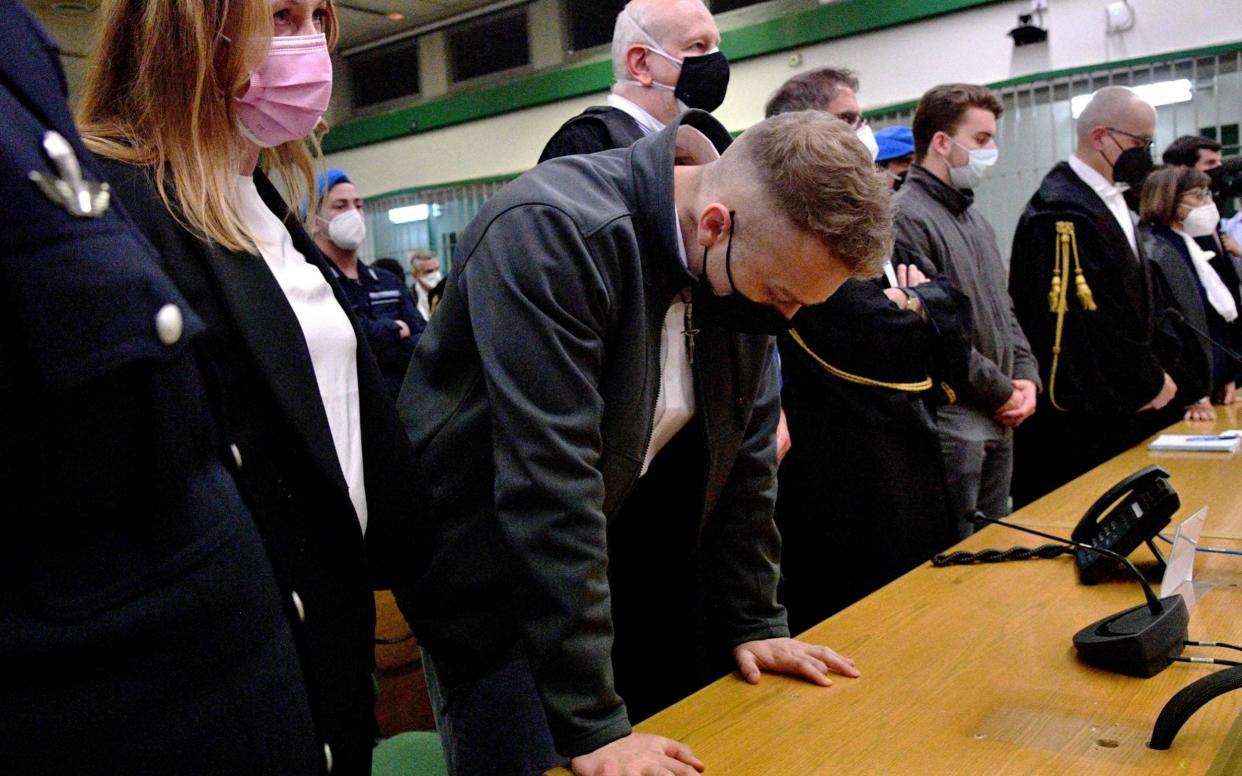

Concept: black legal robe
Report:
left=1009, top=162, right=1173, bottom=508
left=775, top=277, right=969, bottom=634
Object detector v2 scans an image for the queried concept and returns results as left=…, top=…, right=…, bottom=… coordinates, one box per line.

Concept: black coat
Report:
left=1009, top=162, right=1171, bottom=506
left=0, top=3, right=317, bottom=773
left=99, top=160, right=427, bottom=776
left=538, top=105, right=647, bottom=163
left=775, top=278, right=968, bottom=634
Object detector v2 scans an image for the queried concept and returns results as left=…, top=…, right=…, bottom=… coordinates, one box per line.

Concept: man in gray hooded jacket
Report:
left=395, top=109, right=891, bottom=776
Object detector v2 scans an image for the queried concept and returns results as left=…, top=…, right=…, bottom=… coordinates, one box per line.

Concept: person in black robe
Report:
left=538, top=0, right=725, bottom=163
left=776, top=270, right=972, bottom=633
left=1009, top=87, right=1179, bottom=508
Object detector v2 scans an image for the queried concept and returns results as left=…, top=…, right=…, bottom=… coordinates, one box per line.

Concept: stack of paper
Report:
left=1148, top=430, right=1242, bottom=452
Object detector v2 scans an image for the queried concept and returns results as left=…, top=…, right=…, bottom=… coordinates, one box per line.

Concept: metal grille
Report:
left=358, top=178, right=515, bottom=272
left=871, top=49, right=1242, bottom=262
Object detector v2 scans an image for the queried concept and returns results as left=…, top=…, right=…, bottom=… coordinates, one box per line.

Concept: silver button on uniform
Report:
left=291, top=591, right=306, bottom=623
left=154, top=303, right=183, bottom=345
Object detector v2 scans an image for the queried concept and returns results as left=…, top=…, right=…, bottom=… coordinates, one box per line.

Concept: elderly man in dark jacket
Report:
left=395, top=109, right=891, bottom=776
left=894, top=84, right=1042, bottom=534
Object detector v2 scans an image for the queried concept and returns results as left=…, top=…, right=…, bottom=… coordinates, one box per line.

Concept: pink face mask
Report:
left=235, top=33, right=333, bottom=148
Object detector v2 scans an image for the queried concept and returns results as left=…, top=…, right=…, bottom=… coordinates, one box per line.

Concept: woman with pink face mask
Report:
left=79, top=2, right=425, bottom=773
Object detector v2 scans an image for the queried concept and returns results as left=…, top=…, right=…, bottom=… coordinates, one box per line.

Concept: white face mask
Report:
left=946, top=136, right=999, bottom=190
left=1182, top=201, right=1221, bottom=238
left=417, top=269, right=443, bottom=290
left=856, top=124, right=880, bottom=162
left=321, top=208, right=366, bottom=251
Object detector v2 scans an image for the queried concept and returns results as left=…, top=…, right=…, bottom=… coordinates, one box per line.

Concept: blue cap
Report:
left=875, top=126, right=914, bottom=163
left=316, top=168, right=351, bottom=199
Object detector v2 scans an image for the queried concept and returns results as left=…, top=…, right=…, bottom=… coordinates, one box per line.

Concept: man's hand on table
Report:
left=570, top=732, right=704, bottom=776
left=733, top=637, right=860, bottom=686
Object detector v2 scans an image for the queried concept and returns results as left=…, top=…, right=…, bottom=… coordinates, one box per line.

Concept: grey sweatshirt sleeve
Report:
left=461, top=204, right=631, bottom=757
left=1007, top=295, right=1043, bottom=389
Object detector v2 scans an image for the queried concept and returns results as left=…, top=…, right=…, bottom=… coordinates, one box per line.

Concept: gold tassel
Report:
left=1047, top=272, right=1062, bottom=312
left=1075, top=268, right=1097, bottom=311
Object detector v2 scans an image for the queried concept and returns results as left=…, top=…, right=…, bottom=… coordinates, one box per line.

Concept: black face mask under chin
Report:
left=693, top=213, right=792, bottom=336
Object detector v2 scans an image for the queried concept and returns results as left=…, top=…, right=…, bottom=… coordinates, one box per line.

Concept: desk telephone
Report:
left=1071, top=464, right=1180, bottom=584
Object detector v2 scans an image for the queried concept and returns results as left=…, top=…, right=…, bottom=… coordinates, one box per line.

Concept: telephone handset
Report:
left=1071, top=464, right=1180, bottom=584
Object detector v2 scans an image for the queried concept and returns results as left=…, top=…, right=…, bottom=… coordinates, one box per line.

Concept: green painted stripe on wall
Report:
left=864, top=39, right=1242, bottom=119
left=323, top=0, right=1003, bottom=153
left=363, top=38, right=1242, bottom=200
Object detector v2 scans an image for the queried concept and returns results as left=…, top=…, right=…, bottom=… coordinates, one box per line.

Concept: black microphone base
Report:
left=1073, top=595, right=1189, bottom=677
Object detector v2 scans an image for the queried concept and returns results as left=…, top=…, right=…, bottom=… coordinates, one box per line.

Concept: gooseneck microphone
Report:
left=1162, top=307, right=1242, bottom=368
left=968, top=512, right=1189, bottom=678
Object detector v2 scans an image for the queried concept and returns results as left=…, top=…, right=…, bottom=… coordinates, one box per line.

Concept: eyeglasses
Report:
left=834, top=111, right=867, bottom=130
left=1105, top=127, right=1154, bottom=152
left=1179, top=187, right=1212, bottom=205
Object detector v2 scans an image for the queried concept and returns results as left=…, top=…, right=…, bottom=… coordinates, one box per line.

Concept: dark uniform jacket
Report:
left=0, top=3, right=318, bottom=773
left=99, top=160, right=427, bottom=776
left=538, top=105, right=647, bottom=163
left=775, top=278, right=971, bottom=634
left=328, top=261, right=425, bottom=398
left=394, top=112, right=788, bottom=757
left=1009, top=161, right=1170, bottom=505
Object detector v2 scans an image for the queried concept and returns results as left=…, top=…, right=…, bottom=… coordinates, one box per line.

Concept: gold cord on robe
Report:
left=1047, top=220, right=1097, bottom=411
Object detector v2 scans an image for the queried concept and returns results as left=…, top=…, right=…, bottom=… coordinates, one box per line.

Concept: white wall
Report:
left=329, top=0, right=1242, bottom=197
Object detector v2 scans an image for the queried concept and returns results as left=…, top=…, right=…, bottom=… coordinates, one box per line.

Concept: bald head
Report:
left=611, top=0, right=720, bottom=122
left=1076, top=86, right=1155, bottom=144
left=1073, top=86, right=1156, bottom=182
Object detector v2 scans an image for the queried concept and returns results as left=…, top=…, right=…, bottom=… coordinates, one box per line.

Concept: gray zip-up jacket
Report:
left=893, top=165, right=1041, bottom=411
left=393, top=112, right=788, bottom=757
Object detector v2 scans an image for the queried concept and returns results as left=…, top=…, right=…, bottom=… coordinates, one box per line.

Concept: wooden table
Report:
left=549, top=409, right=1242, bottom=775
left=1016, top=404, right=1242, bottom=541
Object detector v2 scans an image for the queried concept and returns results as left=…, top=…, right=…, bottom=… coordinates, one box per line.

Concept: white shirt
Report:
left=236, top=175, right=369, bottom=533
left=1173, top=227, right=1239, bottom=322
left=1068, top=154, right=1138, bottom=257
left=640, top=126, right=724, bottom=474
left=607, top=93, right=665, bottom=137
left=414, top=281, right=432, bottom=322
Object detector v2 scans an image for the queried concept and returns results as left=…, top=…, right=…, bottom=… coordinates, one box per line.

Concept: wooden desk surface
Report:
left=1017, top=404, right=1242, bottom=541
left=549, top=409, right=1242, bottom=775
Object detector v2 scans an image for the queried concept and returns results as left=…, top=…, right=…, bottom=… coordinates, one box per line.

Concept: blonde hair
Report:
left=78, top=0, right=339, bottom=253
left=726, top=110, right=893, bottom=278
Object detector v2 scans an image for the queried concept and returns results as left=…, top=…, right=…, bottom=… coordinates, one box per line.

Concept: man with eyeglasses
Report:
left=1009, top=86, right=1178, bottom=506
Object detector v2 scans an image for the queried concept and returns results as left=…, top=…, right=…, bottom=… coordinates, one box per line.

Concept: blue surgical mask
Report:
left=946, top=137, right=999, bottom=190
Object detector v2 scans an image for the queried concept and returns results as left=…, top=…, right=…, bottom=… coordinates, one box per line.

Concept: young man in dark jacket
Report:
left=395, top=109, right=890, bottom=776
left=893, top=84, right=1042, bottom=534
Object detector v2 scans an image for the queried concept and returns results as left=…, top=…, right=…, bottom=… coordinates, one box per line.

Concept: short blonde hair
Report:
left=732, top=110, right=892, bottom=278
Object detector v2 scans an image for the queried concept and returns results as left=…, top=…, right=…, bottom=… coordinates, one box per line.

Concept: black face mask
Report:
left=1206, top=165, right=1241, bottom=201
left=1106, top=135, right=1154, bottom=196
left=673, top=51, right=730, bottom=113
left=693, top=212, right=791, bottom=335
